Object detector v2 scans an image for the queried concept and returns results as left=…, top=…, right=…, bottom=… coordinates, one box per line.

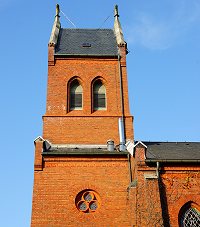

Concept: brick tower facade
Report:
left=31, top=5, right=200, bottom=227
left=43, top=5, right=133, bottom=145
left=31, top=5, right=135, bottom=226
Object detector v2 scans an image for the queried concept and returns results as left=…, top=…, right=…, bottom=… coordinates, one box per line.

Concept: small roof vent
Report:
left=82, top=43, right=91, bottom=47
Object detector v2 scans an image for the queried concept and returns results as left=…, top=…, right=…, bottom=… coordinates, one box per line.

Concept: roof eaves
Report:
left=42, top=151, right=129, bottom=156
left=146, top=159, right=200, bottom=163
left=54, top=53, right=118, bottom=57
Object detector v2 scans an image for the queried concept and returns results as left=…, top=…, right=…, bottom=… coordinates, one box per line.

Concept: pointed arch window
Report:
left=179, top=204, right=200, bottom=227
left=69, top=79, right=83, bottom=110
left=93, top=79, right=106, bottom=110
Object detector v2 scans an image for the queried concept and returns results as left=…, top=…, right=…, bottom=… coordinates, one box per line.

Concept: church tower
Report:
left=44, top=4, right=133, bottom=145
left=31, top=5, right=134, bottom=226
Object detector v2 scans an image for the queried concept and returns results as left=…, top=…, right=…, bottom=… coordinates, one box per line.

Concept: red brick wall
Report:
left=135, top=173, right=164, bottom=227
left=43, top=57, right=133, bottom=144
left=43, top=116, right=133, bottom=144
left=133, top=146, right=200, bottom=227
left=133, top=146, right=164, bottom=226
left=31, top=155, right=134, bottom=227
left=160, top=166, right=200, bottom=226
left=33, top=138, right=44, bottom=171
left=32, top=43, right=134, bottom=226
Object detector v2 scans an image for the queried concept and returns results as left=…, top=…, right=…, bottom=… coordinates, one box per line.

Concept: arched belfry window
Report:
left=69, top=79, right=83, bottom=110
left=93, top=79, right=106, bottom=110
left=179, top=203, right=200, bottom=227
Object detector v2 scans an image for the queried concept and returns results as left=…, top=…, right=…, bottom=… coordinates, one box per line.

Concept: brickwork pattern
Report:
left=160, top=167, right=200, bottom=226
left=134, top=146, right=164, bottom=226
left=43, top=55, right=133, bottom=145
left=134, top=146, right=200, bottom=227
left=43, top=116, right=133, bottom=144
left=31, top=156, right=133, bottom=227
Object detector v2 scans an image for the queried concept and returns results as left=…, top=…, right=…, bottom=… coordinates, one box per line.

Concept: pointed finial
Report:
left=56, top=4, right=60, bottom=17
left=49, top=4, right=61, bottom=46
left=114, top=5, right=119, bottom=17
left=114, top=5, right=126, bottom=46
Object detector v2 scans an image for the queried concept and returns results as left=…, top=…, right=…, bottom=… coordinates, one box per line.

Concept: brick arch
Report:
left=169, top=195, right=200, bottom=226
left=178, top=201, right=200, bottom=226
left=91, top=76, right=107, bottom=86
left=177, top=196, right=200, bottom=213
left=67, top=76, right=83, bottom=87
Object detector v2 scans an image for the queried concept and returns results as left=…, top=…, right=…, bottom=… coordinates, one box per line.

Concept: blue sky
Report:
left=0, top=0, right=200, bottom=226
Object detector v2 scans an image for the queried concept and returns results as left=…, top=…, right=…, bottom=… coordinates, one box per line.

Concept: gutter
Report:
left=146, top=159, right=200, bottom=163
left=127, top=153, right=133, bottom=183
left=156, top=162, right=160, bottom=178
left=42, top=151, right=129, bottom=156
left=54, top=54, right=118, bottom=58
left=118, top=54, right=126, bottom=151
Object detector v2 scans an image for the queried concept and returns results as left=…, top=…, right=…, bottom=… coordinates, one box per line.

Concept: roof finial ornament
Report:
left=113, top=5, right=126, bottom=46
left=114, top=5, right=119, bottom=17
left=49, top=4, right=61, bottom=46
left=56, top=4, right=60, bottom=17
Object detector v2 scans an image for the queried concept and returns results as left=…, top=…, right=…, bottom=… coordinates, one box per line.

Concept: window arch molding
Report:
left=91, top=76, right=107, bottom=111
left=179, top=201, right=200, bottom=227
left=67, top=76, right=83, bottom=111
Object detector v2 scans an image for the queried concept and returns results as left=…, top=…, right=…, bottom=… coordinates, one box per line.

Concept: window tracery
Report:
left=180, top=204, right=200, bottom=227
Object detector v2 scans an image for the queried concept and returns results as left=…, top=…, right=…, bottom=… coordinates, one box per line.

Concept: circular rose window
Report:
left=75, top=190, right=100, bottom=213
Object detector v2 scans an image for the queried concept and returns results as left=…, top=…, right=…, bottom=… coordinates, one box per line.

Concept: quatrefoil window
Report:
left=75, top=190, right=100, bottom=213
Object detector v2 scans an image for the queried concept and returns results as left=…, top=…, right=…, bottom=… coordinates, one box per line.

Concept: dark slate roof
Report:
left=144, top=142, right=200, bottom=162
left=55, top=28, right=118, bottom=56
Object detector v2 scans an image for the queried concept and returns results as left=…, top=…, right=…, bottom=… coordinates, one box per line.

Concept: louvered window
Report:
left=70, top=80, right=83, bottom=110
left=93, top=80, right=106, bottom=110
